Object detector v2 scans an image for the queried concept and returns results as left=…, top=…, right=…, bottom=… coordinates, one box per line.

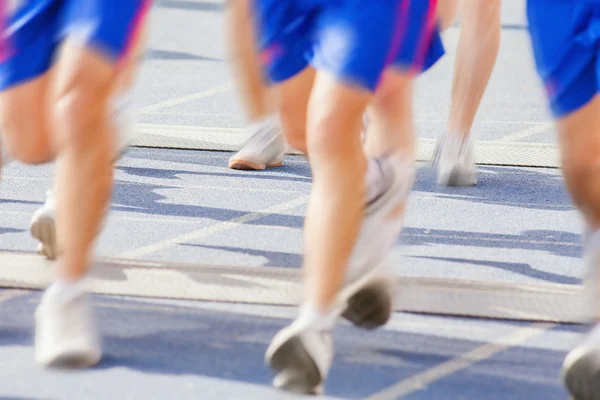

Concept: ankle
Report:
left=43, top=278, right=86, bottom=303
left=298, top=303, right=338, bottom=329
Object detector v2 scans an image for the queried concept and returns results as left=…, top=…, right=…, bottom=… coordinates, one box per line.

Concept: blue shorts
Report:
left=253, top=0, right=444, bottom=92
left=527, top=0, right=600, bottom=117
left=0, top=0, right=151, bottom=90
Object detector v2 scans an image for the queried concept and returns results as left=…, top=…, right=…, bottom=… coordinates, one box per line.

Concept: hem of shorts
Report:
left=267, top=62, right=310, bottom=85
left=551, top=91, right=599, bottom=119
left=0, top=65, right=52, bottom=91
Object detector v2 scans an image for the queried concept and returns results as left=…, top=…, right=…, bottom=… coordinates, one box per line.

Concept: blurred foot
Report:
left=433, top=133, right=477, bottom=186
left=35, top=282, right=101, bottom=368
left=30, top=190, right=57, bottom=260
left=229, top=116, right=285, bottom=170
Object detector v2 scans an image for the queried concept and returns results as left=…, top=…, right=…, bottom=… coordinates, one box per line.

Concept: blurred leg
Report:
left=435, top=0, right=501, bottom=186
left=227, top=0, right=286, bottom=170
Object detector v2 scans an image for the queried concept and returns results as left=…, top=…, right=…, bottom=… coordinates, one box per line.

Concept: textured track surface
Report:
left=0, top=1, right=586, bottom=399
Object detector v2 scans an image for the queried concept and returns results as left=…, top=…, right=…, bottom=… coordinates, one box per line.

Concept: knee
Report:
left=307, top=108, right=363, bottom=159
left=54, top=75, right=113, bottom=149
left=0, top=108, right=53, bottom=164
left=372, top=74, right=412, bottom=116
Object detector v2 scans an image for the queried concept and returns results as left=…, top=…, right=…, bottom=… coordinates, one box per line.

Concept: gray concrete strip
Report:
left=0, top=252, right=586, bottom=323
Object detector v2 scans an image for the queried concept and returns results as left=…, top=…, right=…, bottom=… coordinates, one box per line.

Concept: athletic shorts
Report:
left=253, top=0, right=444, bottom=92
left=527, top=0, right=600, bottom=117
left=0, top=0, right=151, bottom=90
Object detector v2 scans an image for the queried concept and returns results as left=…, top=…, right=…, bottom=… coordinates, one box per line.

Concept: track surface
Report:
left=0, top=1, right=586, bottom=399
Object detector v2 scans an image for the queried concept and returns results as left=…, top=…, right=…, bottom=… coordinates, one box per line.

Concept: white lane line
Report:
left=403, top=232, right=580, bottom=247
left=0, top=209, right=577, bottom=244
left=364, top=322, right=556, bottom=400
left=497, top=122, right=554, bottom=142
left=139, top=84, right=232, bottom=114
left=117, top=195, right=309, bottom=258
left=0, top=180, right=303, bottom=193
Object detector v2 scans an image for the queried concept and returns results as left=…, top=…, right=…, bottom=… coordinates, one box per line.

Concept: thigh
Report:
left=57, top=0, right=151, bottom=87
left=0, top=0, right=60, bottom=162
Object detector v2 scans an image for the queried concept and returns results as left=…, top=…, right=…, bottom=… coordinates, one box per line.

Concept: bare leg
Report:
left=227, top=0, right=287, bottom=170
left=34, top=25, right=148, bottom=368
left=554, top=96, right=600, bottom=399
left=556, top=97, right=600, bottom=230
left=276, top=67, right=315, bottom=154
left=227, top=0, right=274, bottom=120
left=52, top=46, right=116, bottom=281
left=0, top=75, right=56, bottom=223
left=302, top=73, right=370, bottom=311
left=447, top=0, right=501, bottom=136
left=0, top=76, right=56, bottom=165
left=435, top=0, right=501, bottom=186
left=30, top=27, right=148, bottom=261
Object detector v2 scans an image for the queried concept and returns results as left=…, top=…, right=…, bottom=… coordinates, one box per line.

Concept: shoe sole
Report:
left=228, top=159, right=283, bottom=171
left=40, top=351, right=101, bottom=369
left=30, top=214, right=57, bottom=260
left=443, top=168, right=477, bottom=187
left=342, top=278, right=393, bottom=329
left=268, top=335, right=323, bottom=395
left=563, top=347, right=600, bottom=400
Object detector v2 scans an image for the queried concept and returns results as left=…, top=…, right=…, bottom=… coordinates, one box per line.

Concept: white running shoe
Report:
left=563, top=235, right=600, bottom=400
left=340, top=154, right=413, bottom=328
left=433, top=134, right=477, bottom=186
left=563, top=324, right=600, bottom=400
left=29, top=93, right=135, bottom=259
left=266, top=155, right=413, bottom=394
left=30, top=190, right=57, bottom=260
left=229, top=117, right=286, bottom=170
left=266, top=307, right=335, bottom=395
left=35, top=283, right=101, bottom=368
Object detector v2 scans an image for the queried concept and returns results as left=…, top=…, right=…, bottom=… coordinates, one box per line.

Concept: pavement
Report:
left=0, top=1, right=587, bottom=399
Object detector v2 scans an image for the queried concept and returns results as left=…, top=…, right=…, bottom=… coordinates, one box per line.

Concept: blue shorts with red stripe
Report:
left=253, top=0, right=444, bottom=92
left=527, top=0, right=600, bottom=117
left=0, top=0, right=150, bottom=91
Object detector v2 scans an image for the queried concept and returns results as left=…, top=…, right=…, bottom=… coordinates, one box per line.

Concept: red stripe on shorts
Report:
left=411, top=0, right=438, bottom=74
left=118, top=0, right=152, bottom=68
left=376, top=0, right=410, bottom=89
left=384, top=0, right=410, bottom=67
left=0, top=1, right=12, bottom=63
